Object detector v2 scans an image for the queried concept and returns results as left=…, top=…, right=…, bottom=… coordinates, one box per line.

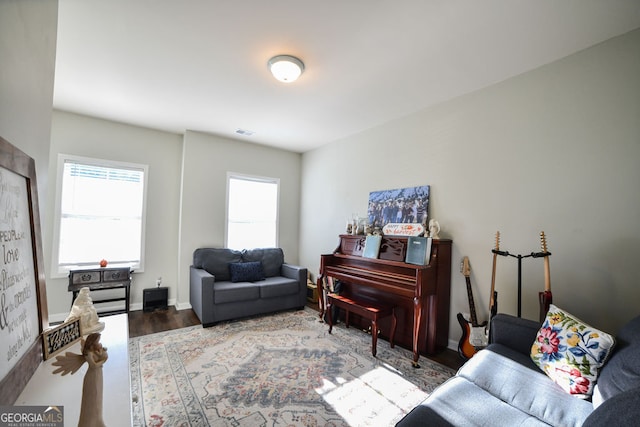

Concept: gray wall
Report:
left=178, top=130, right=302, bottom=310
left=299, top=28, right=640, bottom=346
left=45, top=121, right=302, bottom=320
left=47, top=111, right=183, bottom=319
left=0, top=0, right=57, bottom=218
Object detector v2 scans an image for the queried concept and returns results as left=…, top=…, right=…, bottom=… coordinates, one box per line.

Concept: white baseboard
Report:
left=50, top=299, right=191, bottom=322
left=175, top=300, right=192, bottom=311
left=49, top=301, right=129, bottom=323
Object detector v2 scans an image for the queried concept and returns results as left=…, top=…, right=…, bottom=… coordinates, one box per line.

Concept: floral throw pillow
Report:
left=530, top=304, right=615, bottom=398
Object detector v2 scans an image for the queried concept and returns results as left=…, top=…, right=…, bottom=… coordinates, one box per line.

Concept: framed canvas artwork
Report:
left=0, top=136, right=49, bottom=404
left=367, top=185, right=430, bottom=235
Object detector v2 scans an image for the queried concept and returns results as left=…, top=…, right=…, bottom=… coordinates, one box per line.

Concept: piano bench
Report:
left=326, top=293, right=397, bottom=357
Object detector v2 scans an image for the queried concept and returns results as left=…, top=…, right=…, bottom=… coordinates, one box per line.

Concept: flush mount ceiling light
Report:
left=268, top=55, right=304, bottom=83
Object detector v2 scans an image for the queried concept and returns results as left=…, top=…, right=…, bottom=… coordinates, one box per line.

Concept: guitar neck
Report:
left=541, top=231, right=551, bottom=292
left=489, top=231, right=500, bottom=312
left=543, top=256, right=551, bottom=292
left=490, top=254, right=497, bottom=306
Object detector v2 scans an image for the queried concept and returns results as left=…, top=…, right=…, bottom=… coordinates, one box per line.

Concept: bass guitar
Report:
left=457, top=256, right=488, bottom=360
left=538, top=231, right=552, bottom=322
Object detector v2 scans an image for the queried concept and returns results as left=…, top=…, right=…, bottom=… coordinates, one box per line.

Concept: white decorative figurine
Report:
left=428, top=219, right=441, bottom=239
left=66, top=287, right=105, bottom=335
left=52, top=333, right=109, bottom=427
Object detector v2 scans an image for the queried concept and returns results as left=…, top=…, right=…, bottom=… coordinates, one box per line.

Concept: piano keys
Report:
left=318, top=234, right=452, bottom=366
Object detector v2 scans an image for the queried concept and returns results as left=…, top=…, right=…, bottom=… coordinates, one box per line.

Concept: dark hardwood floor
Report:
left=427, top=344, right=465, bottom=371
left=128, top=306, right=201, bottom=338
left=127, top=303, right=465, bottom=370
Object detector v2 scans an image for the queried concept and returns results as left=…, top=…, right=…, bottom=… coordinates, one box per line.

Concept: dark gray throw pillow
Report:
left=229, top=262, right=265, bottom=283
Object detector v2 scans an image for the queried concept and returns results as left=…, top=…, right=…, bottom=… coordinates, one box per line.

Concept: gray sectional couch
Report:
left=189, top=247, right=307, bottom=326
left=397, top=313, right=640, bottom=426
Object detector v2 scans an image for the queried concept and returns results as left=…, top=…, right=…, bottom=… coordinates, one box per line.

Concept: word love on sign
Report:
left=42, top=318, right=82, bottom=360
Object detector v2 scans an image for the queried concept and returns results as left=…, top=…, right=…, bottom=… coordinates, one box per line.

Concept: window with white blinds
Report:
left=52, top=154, right=148, bottom=275
left=226, top=173, right=279, bottom=250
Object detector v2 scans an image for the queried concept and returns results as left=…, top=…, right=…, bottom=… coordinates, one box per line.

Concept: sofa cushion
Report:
left=242, top=248, right=284, bottom=277
left=590, top=315, right=640, bottom=405
left=530, top=304, right=615, bottom=398
left=259, top=277, right=299, bottom=299
left=404, top=376, right=560, bottom=426
left=485, top=343, right=539, bottom=373
left=593, top=342, right=640, bottom=402
left=229, top=261, right=265, bottom=282
left=213, top=281, right=260, bottom=304
left=583, top=386, right=640, bottom=426
left=395, top=399, right=456, bottom=427
left=615, top=314, right=640, bottom=348
left=460, top=348, right=593, bottom=426
left=490, top=314, right=541, bottom=354
left=196, top=248, right=242, bottom=282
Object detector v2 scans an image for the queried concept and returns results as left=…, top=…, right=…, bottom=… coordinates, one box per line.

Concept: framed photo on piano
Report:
left=366, top=185, right=430, bottom=235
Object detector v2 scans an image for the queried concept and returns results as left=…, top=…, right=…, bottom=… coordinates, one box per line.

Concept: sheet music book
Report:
left=362, top=235, right=382, bottom=259
left=405, top=236, right=433, bottom=265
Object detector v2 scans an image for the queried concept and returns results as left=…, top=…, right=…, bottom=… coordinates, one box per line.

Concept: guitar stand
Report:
left=492, top=249, right=551, bottom=318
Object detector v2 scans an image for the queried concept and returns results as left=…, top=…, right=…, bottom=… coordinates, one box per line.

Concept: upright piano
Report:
left=318, top=234, right=451, bottom=366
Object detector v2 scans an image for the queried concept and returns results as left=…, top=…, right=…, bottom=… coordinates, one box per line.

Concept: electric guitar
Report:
left=457, top=256, right=488, bottom=360
left=538, top=231, right=552, bottom=322
left=489, top=231, right=500, bottom=319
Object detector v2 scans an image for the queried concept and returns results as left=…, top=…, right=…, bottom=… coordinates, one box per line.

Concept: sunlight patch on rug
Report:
left=222, top=348, right=345, bottom=408
left=318, top=366, right=428, bottom=426
left=129, top=308, right=454, bottom=426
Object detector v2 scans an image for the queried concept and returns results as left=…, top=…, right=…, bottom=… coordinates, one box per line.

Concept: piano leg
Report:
left=412, top=297, right=422, bottom=368
left=371, top=318, right=379, bottom=357
left=317, top=276, right=325, bottom=321
left=389, top=308, right=396, bottom=349
left=327, top=298, right=334, bottom=334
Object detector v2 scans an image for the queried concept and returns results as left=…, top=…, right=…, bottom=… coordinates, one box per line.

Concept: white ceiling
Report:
left=54, top=0, right=640, bottom=153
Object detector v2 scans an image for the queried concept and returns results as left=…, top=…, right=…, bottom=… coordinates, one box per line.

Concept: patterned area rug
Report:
left=129, top=308, right=455, bottom=426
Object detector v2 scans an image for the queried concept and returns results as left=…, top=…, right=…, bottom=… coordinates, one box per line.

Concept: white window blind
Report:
left=226, top=174, right=279, bottom=250
left=53, top=155, right=148, bottom=274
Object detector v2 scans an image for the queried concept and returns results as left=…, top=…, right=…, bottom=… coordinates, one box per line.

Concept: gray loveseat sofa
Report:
left=397, top=312, right=640, bottom=426
left=190, top=247, right=307, bottom=327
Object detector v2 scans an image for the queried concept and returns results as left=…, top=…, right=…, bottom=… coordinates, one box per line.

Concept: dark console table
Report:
left=68, top=267, right=131, bottom=315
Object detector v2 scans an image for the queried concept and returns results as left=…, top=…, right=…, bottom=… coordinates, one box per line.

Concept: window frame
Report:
left=51, top=153, right=149, bottom=277
left=225, top=172, right=280, bottom=250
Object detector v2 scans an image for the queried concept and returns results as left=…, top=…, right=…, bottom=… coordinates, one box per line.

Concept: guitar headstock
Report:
left=494, top=231, right=500, bottom=251
left=540, top=231, right=548, bottom=253
left=460, top=256, right=471, bottom=277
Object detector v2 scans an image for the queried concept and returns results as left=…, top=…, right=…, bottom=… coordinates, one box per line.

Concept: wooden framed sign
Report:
left=0, top=136, right=49, bottom=404
left=42, top=317, right=82, bottom=360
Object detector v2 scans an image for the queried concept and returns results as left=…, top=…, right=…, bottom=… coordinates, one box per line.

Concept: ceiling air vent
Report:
left=235, top=128, right=254, bottom=136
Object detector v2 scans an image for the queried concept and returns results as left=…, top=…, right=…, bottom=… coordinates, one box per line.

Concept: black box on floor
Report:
left=143, top=287, right=168, bottom=311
